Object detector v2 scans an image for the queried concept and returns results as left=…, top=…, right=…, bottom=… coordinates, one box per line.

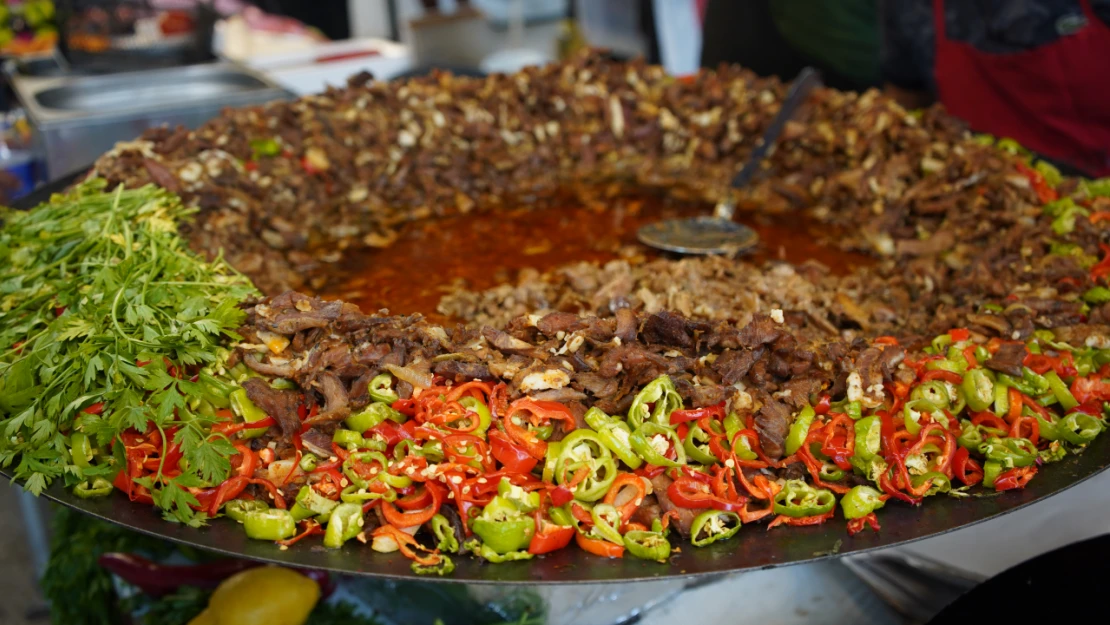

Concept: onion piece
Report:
left=384, top=363, right=434, bottom=389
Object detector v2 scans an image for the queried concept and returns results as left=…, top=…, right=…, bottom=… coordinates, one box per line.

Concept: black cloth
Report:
left=699, top=0, right=879, bottom=91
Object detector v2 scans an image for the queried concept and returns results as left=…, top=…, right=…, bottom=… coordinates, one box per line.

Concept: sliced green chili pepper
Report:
left=819, top=461, right=846, bottom=482
left=225, top=499, right=268, bottom=523
left=412, top=556, right=456, bottom=576
left=244, top=508, right=297, bottom=541
left=73, top=477, right=113, bottom=499
left=683, top=423, right=719, bottom=465
left=723, top=412, right=744, bottom=442
left=957, top=420, right=986, bottom=451
left=903, top=399, right=941, bottom=437
left=430, top=513, right=460, bottom=553
left=926, top=357, right=964, bottom=375
left=584, top=407, right=642, bottom=469
left=333, top=429, right=366, bottom=448
left=549, top=505, right=575, bottom=527
left=249, top=137, right=282, bottom=158
left=993, top=381, right=1010, bottom=416
left=910, top=472, right=951, bottom=496
left=1059, top=412, right=1103, bottom=445
left=70, top=432, right=93, bottom=468
left=629, top=423, right=686, bottom=468
left=269, top=378, right=297, bottom=390
left=784, top=404, right=816, bottom=457
left=983, top=460, right=1003, bottom=488
left=230, top=387, right=269, bottom=439
left=554, top=430, right=618, bottom=501
left=459, top=396, right=492, bottom=438
left=542, top=440, right=564, bottom=483
left=1021, top=368, right=1050, bottom=395
left=623, top=530, right=671, bottom=561
left=346, top=402, right=406, bottom=433
left=296, top=485, right=339, bottom=517
left=497, top=477, right=541, bottom=512
left=368, top=373, right=399, bottom=404
left=731, top=430, right=759, bottom=462
left=590, top=503, right=625, bottom=545
left=628, top=375, right=684, bottom=429
left=1039, top=441, right=1068, bottom=464
left=339, top=484, right=395, bottom=504
left=298, top=453, right=319, bottom=472
left=289, top=503, right=316, bottom=522
left=911, top=382, right=950, bottom=410
left=1044, top=371, right=1079, bottom=410
left=1031, top=413, right=1060, bottom=442
left=962, top=369, right=995, bottom=412
left=341, top=451, right=390, bottom=489
left=471, top=495, right=535, bottom=554
left=690, top=510, right=742, bottom=547
left=854, top=416, right=881, bottom=462
left=840, top=485, right=885, bottom=520
left=323, top=503, right=364, bottom=548
left=466, top=541, right=534, bottom=563
left=931, top=334, right=952, bottom=354
left=773, top=480, right=836, bottom=518
left=979, top=437, right=1037, bottom=468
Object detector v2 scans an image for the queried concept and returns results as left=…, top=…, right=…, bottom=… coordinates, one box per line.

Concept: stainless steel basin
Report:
left=10, top=63, right=292, bottom=178
left=34, top=69, right=272, bottom=113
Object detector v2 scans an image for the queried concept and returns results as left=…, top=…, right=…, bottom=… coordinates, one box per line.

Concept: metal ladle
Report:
left=637, top=67, right=822, bottom=255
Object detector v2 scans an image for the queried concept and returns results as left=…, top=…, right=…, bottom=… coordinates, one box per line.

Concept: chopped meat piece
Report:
left=300, top=427, right=334, bottom=458
left=755, top=399, right=793, bottom=459
left=650, top=474, right=697, bottom=536
left=984, top=342, right=1028, bottom=377
left=241, top=377, right=302, bottom=438
left=433, top=360, right=494, bottom=382
left=642, top=311, right=693, bottom=347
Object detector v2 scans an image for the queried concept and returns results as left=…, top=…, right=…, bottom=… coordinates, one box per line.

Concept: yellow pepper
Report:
left=187, top=566, right=319, bottom=625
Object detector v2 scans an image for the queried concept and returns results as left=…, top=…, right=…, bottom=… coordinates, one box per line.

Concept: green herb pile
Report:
left=0, top=179, right=257, bottom=524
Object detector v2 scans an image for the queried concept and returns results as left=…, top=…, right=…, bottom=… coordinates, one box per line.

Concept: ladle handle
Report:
left=729, top=67, right=822, bottom=191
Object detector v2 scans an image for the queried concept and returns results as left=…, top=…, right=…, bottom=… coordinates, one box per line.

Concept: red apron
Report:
left=933, top=0, right=1110, bottom=176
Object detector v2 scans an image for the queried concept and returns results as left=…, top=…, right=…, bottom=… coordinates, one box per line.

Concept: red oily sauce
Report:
left=319, top=195, right=871, bottom=322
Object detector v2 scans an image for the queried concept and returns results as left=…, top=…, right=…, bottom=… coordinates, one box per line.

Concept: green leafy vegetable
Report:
left=0, top=180, right=257, bottom=525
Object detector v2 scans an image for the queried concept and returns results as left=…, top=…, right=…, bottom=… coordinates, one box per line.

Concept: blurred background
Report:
left=2, top=1, right=1109, bottom=624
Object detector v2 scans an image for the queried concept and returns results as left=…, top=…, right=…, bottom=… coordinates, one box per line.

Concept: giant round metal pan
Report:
left=5, top=173, right=1109, bottom=583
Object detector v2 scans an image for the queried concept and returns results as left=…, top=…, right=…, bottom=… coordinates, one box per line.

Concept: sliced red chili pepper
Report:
left=549, top=485, right=574, bottom=507
left=994, top=466, right=1037, bottom=491
left=669, top=402, right=726, bottom=425
left=952, top=447, right=983, bottom=486
left=814, top=395, right=832, bottom=415
left=381, top=482, right=445, bottom=528
left=489, top=428, right=539, bottom=474
left=603, top=473, right=649, bottom=522
left=948, top=328, right=970, bottom=342
left=921, top=369, right=963, bottom=385
left=1091, top=244, right=1110, bottom=281
left=634, top=463, right=667, bottom=479
left=970, top=411, right=1009, bottom=432
left=962, top=346, right=979, bottom=369
left=1023, top=353, right=1056, bottom=375
left=767, top=509, right=835, bottom=530
left=846, top=512, right=881, bottom=536
left=1007, top=388, right=1025, bottom=423
left=529, top=512, right=575, bottom=555
left=1009, top=416, right=1040, bottom=445
left=1014, top=161, right=1057, bottom=204
left=276, top=520, right=324, bottom=547
left=575, top=531, right=624, bottom=558
left=82, top=402, right=105, bottom=415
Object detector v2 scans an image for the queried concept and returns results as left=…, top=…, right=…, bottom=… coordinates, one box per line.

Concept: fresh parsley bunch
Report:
left=0, top=179, right=258, bottom=525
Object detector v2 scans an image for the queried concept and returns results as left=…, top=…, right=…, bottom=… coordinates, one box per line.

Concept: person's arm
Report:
left=880, top=0, right=935, bottom=108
